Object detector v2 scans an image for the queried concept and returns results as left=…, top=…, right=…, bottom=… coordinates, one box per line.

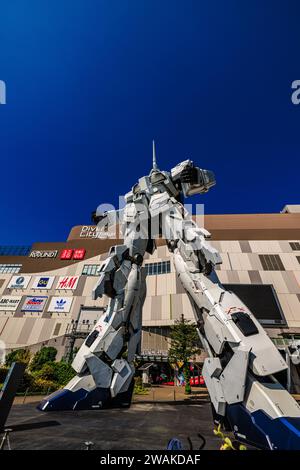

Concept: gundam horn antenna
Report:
left=152, top=140, right=159, bottom=171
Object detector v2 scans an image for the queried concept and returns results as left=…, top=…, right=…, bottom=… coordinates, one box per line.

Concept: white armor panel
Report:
left=110, top=359, right=133, bottom=398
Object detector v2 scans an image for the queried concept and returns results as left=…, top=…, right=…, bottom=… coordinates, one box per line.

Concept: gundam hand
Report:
left=180, top=165, right=199, bottom=184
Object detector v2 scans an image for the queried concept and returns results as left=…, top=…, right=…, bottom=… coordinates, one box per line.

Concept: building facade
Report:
left=0, top=205, right=300, bottom=386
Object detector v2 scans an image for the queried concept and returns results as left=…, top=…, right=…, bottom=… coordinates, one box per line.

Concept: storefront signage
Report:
left=8, top=275, right=31, bottom=289
left=21, top=296, right=48, bottom=312
left=0, top=295, right=22, bottom=311
left=32, top=276, right=55, bottom=290
left=48, top=296, right=73, bottom=313
left=60, top=249, right=86, bottom=260
left=56, top=276, right=79, bottom=290
left=73, top=249, right=86, bottom=260
left=29, top=250, right=58, bottom=258
left=79, top=226, right=116, bottom=239
left=80, top=226, right=102, bottom=238
left=60, top=249, right=73, bottom=260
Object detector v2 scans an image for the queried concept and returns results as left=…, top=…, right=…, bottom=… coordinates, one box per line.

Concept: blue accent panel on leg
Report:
left=37, top=388, right=87, bottom=411
left=73, top=387, right=111, bottom=410
left=226, top=403, right=270, bottom=449
left=280, top=417, right=300, bottom=438
left=226, top=403, right=300, bottom=450
left=251, top=412, right=300, bottom=450
left=38, top=382, right=134, bottom=411
left=37, top=387, right=112, bottom=411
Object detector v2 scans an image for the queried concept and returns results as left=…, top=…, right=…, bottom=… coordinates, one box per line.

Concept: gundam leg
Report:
left=157, top=194, right=300, bottom=450
left=39, top=200, right=149, bottom=411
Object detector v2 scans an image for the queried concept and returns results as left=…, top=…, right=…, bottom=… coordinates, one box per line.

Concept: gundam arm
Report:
left=156, top=193, right=300, bottom=449
left=171, top=160, right=216, bottom=197
left=91, top=207, right=124, bottom=232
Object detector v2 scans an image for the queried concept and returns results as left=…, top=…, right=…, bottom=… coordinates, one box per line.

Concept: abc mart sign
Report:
left=0, top=295, right=22, bottom=311
left=29, top=250, right=58, bottom=258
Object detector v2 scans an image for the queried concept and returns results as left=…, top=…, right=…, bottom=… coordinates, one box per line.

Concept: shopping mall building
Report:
left=0, top=204, right=300, bottom=387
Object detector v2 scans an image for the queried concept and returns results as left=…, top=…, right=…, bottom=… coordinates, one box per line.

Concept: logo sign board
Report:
left=48, top=297, right=73, bottom=313
left=73, top=249, right=86, bottom=260
left=29, top=250, right=58, bottom=258
left=60, top=249, right=73, bottom=260
left=60, top=249, right=86, bottom=260
left=0, top=295, right=22, bottom=311
left=21, top=296, right=48, bottom=312
left=80, top=226, right=102, bottom=238
left=56, top=276, right=79, bottom=290
left=32, top=276, right=55, bottom=290
left=8, top=275, right=31, bottom=289
left=79, top=226, right=116, bottom=239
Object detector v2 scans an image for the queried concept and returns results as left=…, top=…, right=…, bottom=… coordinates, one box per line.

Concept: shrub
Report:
left=52, top=361, right=76, bottom=386
left=133, top=376, right=149, bottom=395
left=34, top=363, right=57, bottom=381
left=5, top=349, right=31, bottom=367
left=0, top=365, right=34, bottom=393
left=33, top=378, right=59, bottom=394
left=1, top=346, right=75, bottom=395
left=29, top=347, right=57, bottom=372
left=0, top=353, right=75, bottom=394
left=18, top=370, right=35, bottom=392
left=34, top=361, right=75, bottom=387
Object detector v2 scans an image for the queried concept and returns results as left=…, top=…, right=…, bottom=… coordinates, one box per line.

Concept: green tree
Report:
left=5, top=348, right=31, bottom=367
left=50, top=361, right=76, bottom=385
left=35, top=361, right=76, bottom=386
left=29, top=347, right=57, bottom=372
left=168, top=315, right=201, bottom=394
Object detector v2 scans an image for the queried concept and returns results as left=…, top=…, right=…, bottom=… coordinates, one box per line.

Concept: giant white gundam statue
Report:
left=39, top=143, right=300, bottom=450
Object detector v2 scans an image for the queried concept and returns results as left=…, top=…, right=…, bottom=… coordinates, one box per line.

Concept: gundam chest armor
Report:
left=39, top=143, right=300, bottom=450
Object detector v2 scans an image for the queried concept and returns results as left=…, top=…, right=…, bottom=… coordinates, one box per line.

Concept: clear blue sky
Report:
left=0, top=0, right=300, bottom=245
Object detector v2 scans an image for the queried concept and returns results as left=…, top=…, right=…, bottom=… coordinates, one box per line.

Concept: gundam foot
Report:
left=38, top=379, right=134, bottom=411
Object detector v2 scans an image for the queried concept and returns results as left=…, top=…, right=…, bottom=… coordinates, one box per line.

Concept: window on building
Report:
left=224, top=284, right=287, bottom=326
left=259, top=254, right=285, bottom=271
left=145, top=261, right=171, bottom=276
left=82, top=264, right=102, bottom=276
left=0, top=264, right=22, bottom=274
left=53, top=323, right=61, bottom=336
left=290, top=242, right=300, bottom=251
left=297, top=256, right=300, bottom=265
